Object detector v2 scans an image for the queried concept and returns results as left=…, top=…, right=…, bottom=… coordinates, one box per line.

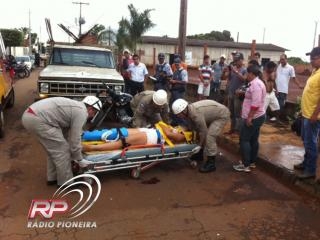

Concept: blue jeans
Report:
left=240, top=114, right=265, bottom=167
left=276, top=92, right=287, bottom=110
left=228, top=94, right=242, bottom=131
left=301, top=118, right=320, bottom=175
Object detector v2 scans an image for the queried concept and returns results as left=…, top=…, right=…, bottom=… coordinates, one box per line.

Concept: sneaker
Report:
left=76, top=159, right=92, bottom=168
left=249, top=163, right=256, bottom=169
left=233, top=163, right=251, bottom=172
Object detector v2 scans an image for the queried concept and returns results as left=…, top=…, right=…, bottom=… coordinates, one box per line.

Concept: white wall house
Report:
left=136, top=36, right=287, bottom=67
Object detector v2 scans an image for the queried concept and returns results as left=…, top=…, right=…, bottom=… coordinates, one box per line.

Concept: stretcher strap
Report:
left=120, top=144, right=165, bottom=158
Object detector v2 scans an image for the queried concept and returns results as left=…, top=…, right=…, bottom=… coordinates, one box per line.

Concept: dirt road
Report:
left=0, top=69, right=319, bottom=240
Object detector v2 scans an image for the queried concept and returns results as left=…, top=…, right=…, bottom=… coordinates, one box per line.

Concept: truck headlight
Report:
left=40, top=83, right=49, bottom=93
left=114, top=85, right=122, bottom=94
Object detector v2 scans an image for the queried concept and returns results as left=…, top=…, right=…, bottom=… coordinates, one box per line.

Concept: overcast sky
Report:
left=1, top=0, right=319, bottom=61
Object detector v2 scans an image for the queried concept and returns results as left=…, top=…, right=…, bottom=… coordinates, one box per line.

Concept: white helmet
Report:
left=153, top=90, right=168, bottom=106
left=172, top=99, right=188, bottom=114
left=82, top=96, right=102, bottom=111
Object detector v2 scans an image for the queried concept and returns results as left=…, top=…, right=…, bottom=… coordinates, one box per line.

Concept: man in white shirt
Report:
left=275, top=54, right=303, bottom=122
left=127, top=54, right=149, bottom=96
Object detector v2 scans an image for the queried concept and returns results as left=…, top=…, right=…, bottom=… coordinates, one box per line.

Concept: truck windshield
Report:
left=50, top=48, right=115, bottom=68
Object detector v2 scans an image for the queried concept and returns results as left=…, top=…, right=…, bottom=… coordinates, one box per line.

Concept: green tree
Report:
left=116, top=18, right=131, bottom=52
left=187, top=30, right=234, bottom=42
left=287, top=57, right=308, bottom=65
left=31, top=33, right=37, bottom=45
left=90, top=24, right=106, bottom=36
left=17, top=27, right=37, bottom=44
left=119, top=4, right=155, bottom=52
left=0, top=29, right=23, bottom=46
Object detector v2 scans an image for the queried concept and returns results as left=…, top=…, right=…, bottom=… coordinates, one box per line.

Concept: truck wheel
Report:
left=0, top=107, right=4, bottom=138
left=6, top=89, right=15, bottom=109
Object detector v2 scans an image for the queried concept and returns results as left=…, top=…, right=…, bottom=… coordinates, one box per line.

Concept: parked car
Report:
left=29, top=55, right=35, bottom=69
left=15, top=55, right=32, bottom=71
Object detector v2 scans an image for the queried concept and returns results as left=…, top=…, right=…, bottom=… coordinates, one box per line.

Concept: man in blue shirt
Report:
left=211, top=54, right=228, bottom=102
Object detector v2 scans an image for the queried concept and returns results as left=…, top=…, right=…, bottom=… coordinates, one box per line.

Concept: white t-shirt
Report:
left=128, top=62, right=148, bottom=83
left=275, top=63, right=295, bottom=94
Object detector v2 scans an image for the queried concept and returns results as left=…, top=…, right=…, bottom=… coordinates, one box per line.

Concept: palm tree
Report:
left=116, top=18, right=131, bottom=52
left=119, top=4, right=155, bottom=52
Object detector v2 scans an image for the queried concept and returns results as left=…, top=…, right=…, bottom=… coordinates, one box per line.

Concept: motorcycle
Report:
left=5, top=59, right=30, bottom=79
left=88, top=83, right=133, bottom=131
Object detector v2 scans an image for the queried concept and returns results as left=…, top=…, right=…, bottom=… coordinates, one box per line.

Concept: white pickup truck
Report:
left=37, top=44, right=124, bottom=100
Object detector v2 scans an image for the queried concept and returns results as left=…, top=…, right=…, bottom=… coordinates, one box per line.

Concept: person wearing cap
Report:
left=21, top=96, right=102, bottom=187
left=153, top=53, right=173, bottom=91
left=121, top=49, right=133, bottom=94
left=294, top=47, right=320, bottom=180
left=211, top=54, right=228, bottom=101
left=169, top=58, right=188, bottom=125
left=127, top=54, right=149, bottom=96
left=171, top=98, right=230, bottom=172
left=223, top=52, right=247, bottom=135
left=275, top=54, right=303, bottom=123
left=171, top=53, right=188, bottom=72
left=130, top=90, right=169, bottom=127
left=197, top=54, right=214, bottom=100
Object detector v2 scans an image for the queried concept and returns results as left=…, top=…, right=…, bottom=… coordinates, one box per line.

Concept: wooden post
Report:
left=250, top=39, right=256, bottom=59
left=178, top=0, right=187, bottom=61
left=203, top=44, right=207, bottom=57
left=153, top=47, right=156, bottom=74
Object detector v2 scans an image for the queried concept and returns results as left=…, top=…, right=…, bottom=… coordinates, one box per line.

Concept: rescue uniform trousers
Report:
left=205, top=115, right=229, bottom=157
left=22, top=112, right=74, bottom=186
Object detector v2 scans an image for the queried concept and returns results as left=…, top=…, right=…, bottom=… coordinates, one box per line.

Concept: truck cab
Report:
left=0, top=58, right=15, bottom=138
left=37, top=44, right=124, bottom=100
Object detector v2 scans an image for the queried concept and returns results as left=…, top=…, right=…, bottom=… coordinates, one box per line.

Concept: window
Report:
left=51, top=48, right=115, bottom=68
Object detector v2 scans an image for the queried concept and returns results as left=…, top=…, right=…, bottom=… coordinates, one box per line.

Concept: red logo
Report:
left=28, top=199, right=68, bottom=219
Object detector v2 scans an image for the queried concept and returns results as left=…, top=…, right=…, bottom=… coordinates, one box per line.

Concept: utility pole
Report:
left=262, top=27, right=266, bottom=44
left=29, top=9, right=32, bottom=54
left=72, top=1, right=89, bottom=37
left=178, top=0, right=187, bottom=61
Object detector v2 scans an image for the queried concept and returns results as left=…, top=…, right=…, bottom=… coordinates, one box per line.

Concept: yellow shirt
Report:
left=301, top=69, right=320, bottom=119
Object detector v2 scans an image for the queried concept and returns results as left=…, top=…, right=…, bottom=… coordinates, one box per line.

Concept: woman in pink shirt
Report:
left=233, top=64, right=266, bottom=172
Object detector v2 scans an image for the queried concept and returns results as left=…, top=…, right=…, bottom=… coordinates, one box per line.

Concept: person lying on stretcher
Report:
left=82, top=121, right=194, bottom=152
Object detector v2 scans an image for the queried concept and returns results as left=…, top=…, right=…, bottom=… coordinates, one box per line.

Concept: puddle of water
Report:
left=261, top=144, right=304, bottom=170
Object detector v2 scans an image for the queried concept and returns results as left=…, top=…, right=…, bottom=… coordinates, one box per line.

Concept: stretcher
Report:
left=78, top=143, right=201, bottom=179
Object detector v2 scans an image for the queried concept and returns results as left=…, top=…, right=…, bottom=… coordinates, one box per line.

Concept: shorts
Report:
left=138, top=128, right=161, bottom=144
left=264, top=91, right=280, bottom=111
left=197, top=82, right=210, bottom=96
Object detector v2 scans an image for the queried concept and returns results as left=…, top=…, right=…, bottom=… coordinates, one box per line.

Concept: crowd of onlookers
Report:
left=119, top=47, right=320, bottom=180
left=20, top=47, right=319, bottom=187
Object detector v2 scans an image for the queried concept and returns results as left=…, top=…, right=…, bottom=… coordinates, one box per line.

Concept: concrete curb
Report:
left=217, top=136, right=320, bottom=198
